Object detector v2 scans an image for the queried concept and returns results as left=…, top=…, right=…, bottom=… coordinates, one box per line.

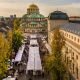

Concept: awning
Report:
left=14, top=44, right=25, bottom=62
left=27, top=47, right=42, bottom=71
left=30, top=34, right=37, bottom=39
left=30, top=39, right=38, bottom=45
left=2, top=76, right=16, bottom=80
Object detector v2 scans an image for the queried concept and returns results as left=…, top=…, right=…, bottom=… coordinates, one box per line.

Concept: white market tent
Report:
left=27, top=47, right=42, bottom=71
left=30, top=39, right=38, bottom=45
left=35, top=49, right=42, bottom=70
left=2, top=76, right=16, bottom=80
left=3, top=78, right=15, bottom=80
left=14, top=44, right=25, bottom=62
left=27, top=47, right=34, bottom=70
left=30, top=34, right=37, bottom=39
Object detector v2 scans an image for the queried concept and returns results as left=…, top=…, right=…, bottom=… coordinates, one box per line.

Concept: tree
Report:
left=12, top=19, right=23, bottom=53
left=13, top=18, right=20, bottom=30
left=44, top=28, right=68, bottom=80
left=6, top=30, right=13, bottom=54
left=0, top=33, right=10, bottom=79
left=12, top=30, right=23, bottom=53
left=0, top=18, right=23, bottom=79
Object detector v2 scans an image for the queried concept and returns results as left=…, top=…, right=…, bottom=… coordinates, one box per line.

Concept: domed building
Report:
left=48, top=11, right=69, bottom=20
left=48, top=11, right=80, bottom=80
left=27, top=4, right=39, bottom=14
left=48, top=11, right=69, bottom=32
left=22, top=4, right=47, bottom=35
left=48, top=10, right=69, bottom=45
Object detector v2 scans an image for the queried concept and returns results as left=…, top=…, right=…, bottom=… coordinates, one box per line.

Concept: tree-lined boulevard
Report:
left=0, top=19, right=69, bottom=80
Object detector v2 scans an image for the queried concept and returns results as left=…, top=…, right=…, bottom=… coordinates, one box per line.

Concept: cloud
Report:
left=35, top=3, right=80, bottom=17
left=0, top=1, right=80, bottom=17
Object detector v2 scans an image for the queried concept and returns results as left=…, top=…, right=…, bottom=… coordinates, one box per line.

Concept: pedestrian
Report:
left=29, top=78, right=32, bottom=80
left=16, top=78, right=18, bottom=80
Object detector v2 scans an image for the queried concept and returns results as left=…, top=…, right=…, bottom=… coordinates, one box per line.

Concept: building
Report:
left=0, top=16, right=10, bottom=34
left=0, top=15, right=16, bottom=34
left=48, top=11, right=69, bottom=44
left=69, top=16, right=80, bottom=23
left=48, top=11, right=80, bottom=80
left=22, top=4, right=47, bottom=35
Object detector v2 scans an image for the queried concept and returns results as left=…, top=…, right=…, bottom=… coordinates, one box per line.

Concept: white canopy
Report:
left=27, top=47, right=35, bottom=70
left=14, top=44, right=25, bottom=62
left=27, top=47, right=42, bottom=71
left=3, top=78, right=15, bottom=80
left=35, top=49, right=42, bottom=70
left=30, top=34, right=37, bottom=39
left=3, top=76, right=15, bottom=80
left=30, top=39, right=38, bottom=45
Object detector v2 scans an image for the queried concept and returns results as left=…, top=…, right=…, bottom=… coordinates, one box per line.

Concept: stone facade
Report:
left=61, top=30, right=80, bottom=80
left=48, top=11, right=80, bottom=80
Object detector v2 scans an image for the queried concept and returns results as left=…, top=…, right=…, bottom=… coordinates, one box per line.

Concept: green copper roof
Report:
left=30, top=22, right=37, bottom=25
left=22, top=13, right=45, bottom=19
left=29, top=13, right=44, bottom=18
left=23, top=14, right=29, bottom=18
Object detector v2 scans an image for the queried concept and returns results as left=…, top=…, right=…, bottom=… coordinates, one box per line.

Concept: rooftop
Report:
left=61, top=23, right=80, bottom=36
left=48, top=11, right=69, bottom=20
left=23, top=13, right=45, bottom=19
left=28, top=4, right=39, bottom=9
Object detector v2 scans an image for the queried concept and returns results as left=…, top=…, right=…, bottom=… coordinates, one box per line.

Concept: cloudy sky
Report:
left=0, top=0, right=80, bottom=17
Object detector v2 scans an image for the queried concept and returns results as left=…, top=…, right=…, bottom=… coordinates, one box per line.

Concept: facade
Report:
left=22, top=4, right=47, bottom=35
left=0, top=15, right=16, bottom=34
left=48, top=11, right=80, bottom=80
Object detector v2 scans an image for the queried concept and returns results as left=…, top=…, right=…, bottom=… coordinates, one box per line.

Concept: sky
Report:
left=0, top=0, right=80, bottom=17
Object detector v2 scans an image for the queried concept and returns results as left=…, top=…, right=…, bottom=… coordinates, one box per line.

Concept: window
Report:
left=65, top=47, right=68, bottom=53
left=76, top=55, right=78, bottom=60
left=74, top=37, right=76, bottom=41
left=77, top=39, right=79, bottom=43
left=76, top=67, right=78, bottom=79
left=73, top=63, right=74, bottom=73
left=72, top=52, right=74, bottom=60
left=72, top=36, right=73, bottom=39
left=73, top=52, right=74, bottom=56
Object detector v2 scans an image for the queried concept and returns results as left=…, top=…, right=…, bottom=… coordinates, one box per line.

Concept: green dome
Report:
left=23, top=13, right=45, bottom=19
left=29, top=13, right=44, bottom=19
left=23, top=14, right=29, bottom=18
